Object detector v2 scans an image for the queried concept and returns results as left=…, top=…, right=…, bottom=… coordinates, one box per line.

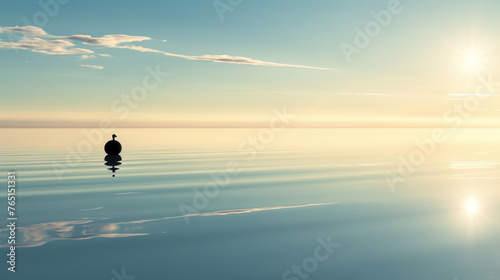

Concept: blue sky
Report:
left=1, top=0, right=500, bottom=127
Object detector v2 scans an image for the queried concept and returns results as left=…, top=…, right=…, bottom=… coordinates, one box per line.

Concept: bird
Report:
left=104, top=134, right=122, bottom=155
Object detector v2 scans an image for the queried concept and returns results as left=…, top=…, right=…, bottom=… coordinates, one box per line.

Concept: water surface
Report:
left=1, top=129, right=499, bottom=279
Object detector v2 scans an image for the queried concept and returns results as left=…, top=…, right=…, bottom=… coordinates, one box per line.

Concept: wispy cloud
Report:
left=448, top=93, right=500, bottom=97
left=337, top=92, right=393, bottom=96
left=0, top=37, right=93, bottom=55
left=80, top=64, right=103, bottom=70
left=80, top=54, right=96, bottom=59
left=0, top=26, right=333, bottom=70
left=0, top=26, right=47, bottom=36
left=65, top=34, right=151, bottom=47
left=66, top=33, right=333, bottom=69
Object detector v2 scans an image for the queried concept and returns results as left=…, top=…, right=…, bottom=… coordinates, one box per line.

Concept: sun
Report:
left=465, top=198, right=480, bottom=216
left=460, top=44, right=487, bottom=71
left=466, top=53, right=480, bottom=67
left=463, top=51, right=485, bottom=71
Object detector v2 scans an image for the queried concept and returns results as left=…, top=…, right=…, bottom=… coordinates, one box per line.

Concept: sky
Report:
left=2, top=0, right=500, bottom=128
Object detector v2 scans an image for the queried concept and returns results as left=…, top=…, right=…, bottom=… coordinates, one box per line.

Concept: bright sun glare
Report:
left=465, top=198, right=480, bottom=216
left=466, top=54, right=480, bottom=67
left=462, top=48, right=486, bottom=70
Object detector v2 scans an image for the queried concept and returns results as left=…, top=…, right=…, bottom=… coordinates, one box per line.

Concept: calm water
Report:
left=1, top=129, right=500, bottom=279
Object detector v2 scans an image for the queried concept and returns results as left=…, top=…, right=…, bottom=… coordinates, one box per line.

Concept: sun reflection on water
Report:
left=465, top=198, right=480, bottom=217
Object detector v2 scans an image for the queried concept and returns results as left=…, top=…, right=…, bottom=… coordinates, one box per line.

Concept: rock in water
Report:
left=105, top=134, right=122, bottom=155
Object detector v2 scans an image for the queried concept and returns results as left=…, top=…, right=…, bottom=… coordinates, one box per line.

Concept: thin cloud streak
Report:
left=67, top=33, right=334, bottom=70
left=0, top=26, right=334, bottom=70
left=448, top=93, right=500, bottom=97
left=0, top=37, right=93, bottom=55
left=337, top=93, right=394, bottom=96
left=80, top=64, right=103, bottom=70
left=0, top=26, right=47, bottom=36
